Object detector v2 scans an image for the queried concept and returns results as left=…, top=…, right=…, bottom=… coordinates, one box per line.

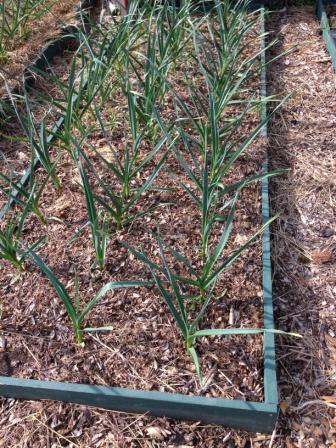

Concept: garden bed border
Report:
left=316, top=0, right=336, bottom=71
left=0, top=4, right=280, bottom=433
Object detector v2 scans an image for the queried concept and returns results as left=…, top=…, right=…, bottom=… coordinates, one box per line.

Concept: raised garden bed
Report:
left=0, top=1, right=292, bottom=433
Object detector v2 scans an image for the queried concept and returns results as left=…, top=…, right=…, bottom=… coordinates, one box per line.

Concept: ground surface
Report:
left=0, top=4, right=335, bottom=447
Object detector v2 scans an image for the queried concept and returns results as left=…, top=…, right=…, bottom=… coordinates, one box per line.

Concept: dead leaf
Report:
left=96, top=145, right=114, bottom=162
left=146, top=426, right=166, bottom=441
left=280, top=400, right=289, bottom=414
left=321, top=396, right=336, bottom=404
left=234, top=234, right=247, bottom=245
left=310, top=250, right=333, bottom=264
left=292, top=421, right=302, bottom=431
left=320, top=417, right=330, bottom=432
left=47, top=196, right=72, bottom=214
left=312, top=426, right=323, bottom=437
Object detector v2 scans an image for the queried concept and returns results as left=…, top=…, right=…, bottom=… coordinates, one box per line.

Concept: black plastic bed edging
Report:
left=1, top=0, right=98, bottom=101
left=0, top=0, right=98, bottom=221
left=316, top=0, right=336, bottom=71
left=0, top=6, right=279, bottom=433
left=24, top=0, right=101, bottom=83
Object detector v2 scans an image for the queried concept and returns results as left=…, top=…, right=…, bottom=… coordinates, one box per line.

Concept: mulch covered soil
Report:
left=0, top=49, right=78, bottom=190
left=0, top=14, right=265, bottom=403
left=0, top=5, right=335, bottom=447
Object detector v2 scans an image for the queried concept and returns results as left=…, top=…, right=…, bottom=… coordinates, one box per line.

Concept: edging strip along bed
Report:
left=316, top=0, right=336, bottom=70
left=259, top=4, right=278, bottom=411
left=0, top=3, right=279, bottom=433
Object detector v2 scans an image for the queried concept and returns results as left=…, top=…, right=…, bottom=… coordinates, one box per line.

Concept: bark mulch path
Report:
left=267, top=5, right=336, bottom=447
